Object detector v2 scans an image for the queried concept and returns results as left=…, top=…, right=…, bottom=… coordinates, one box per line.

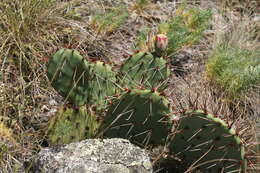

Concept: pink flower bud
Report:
left=155, top=34, right=168, bottom=51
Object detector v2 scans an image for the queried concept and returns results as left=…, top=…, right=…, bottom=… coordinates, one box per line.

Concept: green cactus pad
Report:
left=87, top=61, right=118, bottom=110
left=169, top=110, right=246, bottom=173
left=99, top=89, right=172, bottom=147
left=47, top=49, right=117, bottom=107
left=47, top=106, right=100, bottom=145
left=47, top=49, right=91, bottom=106
left=120, top=52, right=170, bottom=91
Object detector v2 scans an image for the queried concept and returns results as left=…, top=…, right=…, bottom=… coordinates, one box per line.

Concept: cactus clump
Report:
left=99, top=88, right=172, bottom=147
left=169, top=110, right=246, bottom=173
left=47, top=49, right=117, bottom=107
left=47, top=106, right=99, bottom=145
left=120, top=52, right=170, bottom=91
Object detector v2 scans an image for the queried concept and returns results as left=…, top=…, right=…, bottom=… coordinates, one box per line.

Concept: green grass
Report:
left=133, top=27, right=152, bottom=52
left=206, top=43, right=260, bottom=98
left=164, top=7, right=212, bottom=57
left=89, top=5, right=129, bottom=35
left=131, top=0, right=152, bottom=15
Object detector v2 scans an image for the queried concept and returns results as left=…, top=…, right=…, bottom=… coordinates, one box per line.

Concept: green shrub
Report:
left=206, top=43, right=260, bottom=98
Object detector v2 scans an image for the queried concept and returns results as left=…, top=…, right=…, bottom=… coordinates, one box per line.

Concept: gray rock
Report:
left=33, top=138, right=152, bottom=173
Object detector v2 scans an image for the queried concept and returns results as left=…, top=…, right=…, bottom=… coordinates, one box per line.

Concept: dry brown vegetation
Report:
left=0, top=0, right=259, bottom=172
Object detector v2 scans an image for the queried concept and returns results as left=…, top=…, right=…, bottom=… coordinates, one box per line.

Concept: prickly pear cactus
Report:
left=120, top=52, right=170, bottom=91
left=169, top=110, right=246, bottom=173
left=47, top=49, right=91, bottom=106
left=47, top=106, right=100, bottom=145
left=98, top=88, right=172, bottom=147
left=86, top=61, right=118, bottom=110
left=47, top=49, right=117, bottom=107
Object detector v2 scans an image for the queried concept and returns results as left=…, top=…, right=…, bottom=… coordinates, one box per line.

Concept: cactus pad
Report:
left=169, top=110, right=246, bottom=172
left=47, top=49, right=90, bottom=106
left=47, top=106, right=100, bottom=145
left=47, top=49, right=117, bottom=107
left=120, top=52, right=170, bottom=91
left=87, top=61, right=118, bottom=110
left=99, top=89, right=172, bottom=147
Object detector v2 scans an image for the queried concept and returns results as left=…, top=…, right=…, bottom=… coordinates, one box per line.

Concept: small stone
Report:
left=49, top=99, right=58, bottom=106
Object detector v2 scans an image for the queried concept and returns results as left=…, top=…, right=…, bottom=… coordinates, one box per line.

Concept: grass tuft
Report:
left=165, top=6, right=212, bottom=57
left=206, top=43, right=260, bottom=98
left=131, top=0, right=152, bottom=15
left=0, top=0, right=60, bottom=81
left=89, top=5, right=129, bottom=36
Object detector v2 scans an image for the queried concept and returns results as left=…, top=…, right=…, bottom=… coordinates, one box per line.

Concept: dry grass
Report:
left=0, top=0, right=259, bottom=172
